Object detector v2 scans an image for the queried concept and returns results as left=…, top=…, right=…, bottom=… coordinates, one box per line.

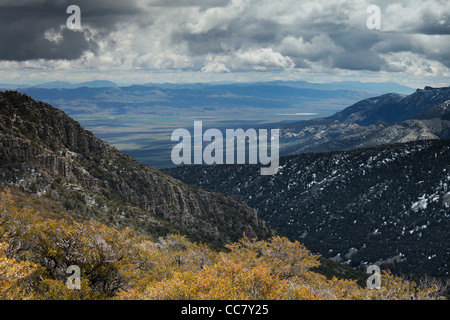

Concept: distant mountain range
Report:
left=18, top=81, right=405, bottom=112
left=255, top=80, right=415, bottom=95
left=0, top=80, right=118, bottom=90
left=33, top=80, right=119, bottom=89
left=0, top=80, right=414, bottom=95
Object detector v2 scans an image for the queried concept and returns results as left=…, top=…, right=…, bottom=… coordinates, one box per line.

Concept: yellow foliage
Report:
left=154, top=234, right=219, bottom=273
left=0, top=241, right=37, bottom=300
left=225, top=235, right=320, bottom=279
left=118, top=257, right=289, bottom=300
left=1, top=189, right=446, bottom=300
left=34, top=278, right=104, bottom=300
left=358, top=270, right=441, bottom=300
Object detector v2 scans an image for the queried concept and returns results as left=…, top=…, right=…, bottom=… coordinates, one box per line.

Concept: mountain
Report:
left=0, top=91, right=273, bottom=247
left=264, top=81, right=414, bottom=95
left=0, top=81, right=117, bottom=90
left=327, top=81, right=415, bottom=95
left=34, top=81, right=74, bottom=89
left=281, top=118, right=450, bottom=156
left=327, top=93, right=408, bottom=124
left=328, top=86, right=450, bottom=126
left=418, top=100, right=450, bottom=121
left=21, top=82, right=378, bottom=113
left=164, top=139, right=450, bottom=279
left=34, top=80, right=118, bottom=89
left=0, top=83, right=30, bottom=90
left=280, top=86, right=450, bottom=156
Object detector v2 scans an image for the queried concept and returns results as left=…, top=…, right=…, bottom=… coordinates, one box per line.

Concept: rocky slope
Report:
left=328, top=86, right=450, bottom=125
left=279, top=86, right=450, bottom=156
left=0, top=91, right=273, bottom=247
left=419, top=100, right=450, bottom=121
left=164, top=140, right=450, bottom=279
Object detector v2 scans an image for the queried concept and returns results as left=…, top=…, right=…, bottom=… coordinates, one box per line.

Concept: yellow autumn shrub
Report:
left=1, top=189, right=446, bottom=300
left=0, top=241, right=36, bottom=300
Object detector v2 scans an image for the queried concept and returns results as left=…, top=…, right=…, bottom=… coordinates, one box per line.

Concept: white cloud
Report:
left=1, top=0, right=449, bottom=84
left=43, top=27, right=65, bottom=45
left=231, top=48, right=295, bottom=71
left=381, top=51, right=449, bottom=76
left=201, top=55, right=231, bottom=73
left=383, top=0, right=450, bottom=34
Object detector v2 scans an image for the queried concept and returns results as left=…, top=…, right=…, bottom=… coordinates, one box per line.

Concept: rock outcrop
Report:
left=0, top=91, right=273, bottom=246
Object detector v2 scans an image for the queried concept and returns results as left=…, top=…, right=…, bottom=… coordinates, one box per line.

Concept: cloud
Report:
left=277, top=34, right=343, bottom=68
left=0, top=0, right=144, bottom=61
left=146, top=0, right=230, bottom=8
left=201, top=61, right=230, bottom=73
left=383, top=0, right=450, bottom=35
left=0, top=0, right=449, bottom=80
left=231, top=48, right=295, bottom=71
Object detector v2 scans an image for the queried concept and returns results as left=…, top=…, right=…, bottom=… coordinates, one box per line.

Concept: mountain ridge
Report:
left=164, top=139, right=450, bottom=279
left=0, top=90, right=273, bottom=247
left=279, top=86, right=450, bottom=156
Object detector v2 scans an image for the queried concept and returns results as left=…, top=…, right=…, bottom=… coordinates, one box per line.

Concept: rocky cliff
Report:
left=0, top=91, right=273, bottom=247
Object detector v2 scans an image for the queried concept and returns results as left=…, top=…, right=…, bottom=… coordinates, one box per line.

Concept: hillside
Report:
left=2, top=190, right=444, bottom=300
left=164, top=139, right=450, bottom=280
left=280, top=86, right=450, bottom=156
left=0, top=91, right=272, bottom=247
left=328, top=86, right=450, bottom=126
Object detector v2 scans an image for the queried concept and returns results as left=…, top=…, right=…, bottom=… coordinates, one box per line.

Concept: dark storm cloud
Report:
left=414, top=14, right=450, bottom=35
left=328, top=30, right=387, bottom=70
left=0, top=26, right=97, bottom=61
left=174, top=18, right=282, bottom=56
left=231, top=19, right=283, bottom=46
left=174, top=28, right=233, bottom=56
left=372, top=33, right=450, bottom=68
left=0, top=0, right=143, bottom=61
left=372, top=35, right=413, bottom=53
left=333, top=50, right=387, bottom=71
left=406, top=7, right=450, bottom=35
left=0, top=0, right=233, bottom=62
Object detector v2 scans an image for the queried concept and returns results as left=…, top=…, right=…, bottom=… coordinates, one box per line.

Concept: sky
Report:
left=0, top=0, right=449, bottom=88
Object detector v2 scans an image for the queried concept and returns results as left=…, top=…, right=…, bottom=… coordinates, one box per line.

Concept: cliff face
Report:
left=0, top=91, right=273, bottom=246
